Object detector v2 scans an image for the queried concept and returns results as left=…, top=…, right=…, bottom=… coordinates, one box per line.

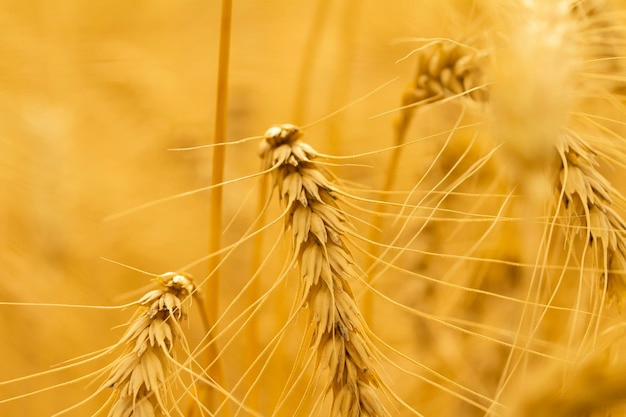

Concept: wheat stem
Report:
left=292, top=0, right=332, bottom=125
left=203, top=0, right=233, bottom=414
left=245, top=176, right=269, bottom=409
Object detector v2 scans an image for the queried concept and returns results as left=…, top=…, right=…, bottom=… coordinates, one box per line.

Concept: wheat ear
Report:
left=394, top=40, right=486, bottom=146
left=259, top=124, right=386, bottom=416
left=100, top=272, right=195, bottom=417
left=360, top=40, right=488, bottom=319
left=375, top=39, right=487, bottom=233
left=557, top=132, right=626, bottom=306
left=510, top=343, right=626, bottom=417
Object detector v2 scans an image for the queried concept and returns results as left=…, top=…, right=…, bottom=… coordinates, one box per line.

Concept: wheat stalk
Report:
left=99, top=272, right=195, bottom=417
left=204, top=0, right=233, bottom=412
left=259, top=124, right=386, bottom=416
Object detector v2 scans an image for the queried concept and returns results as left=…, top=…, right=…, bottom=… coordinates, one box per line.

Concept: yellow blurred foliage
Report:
left=3, top=1, right=626, bottom=416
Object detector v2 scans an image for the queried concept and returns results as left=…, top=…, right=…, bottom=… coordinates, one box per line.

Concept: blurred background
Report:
left=4, top=1, right=620, bottom=416
left=0, top=1, right=457, bottom=415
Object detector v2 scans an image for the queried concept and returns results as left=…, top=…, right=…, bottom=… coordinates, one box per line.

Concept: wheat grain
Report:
left=260, top=124, right=387, bottom=416
left=99, top=272, right=195, bottom=417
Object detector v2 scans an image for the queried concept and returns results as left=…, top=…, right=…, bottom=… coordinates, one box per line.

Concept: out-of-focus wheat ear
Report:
left=99, top=272, right=196, bottom=417
left=259, top=124, right=388, bottom=416
left=486, top=2, right=583, bottom=293
left=488, top=1, right=626, bottom=307
left=390, top=39, right=487, bottom=194
left=509, top=342, right=626, bottom=417
left=557, top=132, right=626, bottom=307
left=394, top=40, right=487, bottom=154
left=362, top=39, right=488, bottom=319
left=490, top=3, right=576, bottom=186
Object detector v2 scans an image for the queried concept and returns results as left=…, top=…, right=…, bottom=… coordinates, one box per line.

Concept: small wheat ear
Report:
left=360, top=39, right=488, bottom=319
left=509, top=340, right=626, bottom=417
left=557, top=131, right=626, bottom=307
left=98, top=272, right=197, bottom=417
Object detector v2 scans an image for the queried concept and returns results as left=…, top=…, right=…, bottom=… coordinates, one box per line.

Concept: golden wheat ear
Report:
left=394, top=39, right=487, bottom=145
left=259, top=124, right=387, bottom=416
left=366, top=39, right=488, bottom=263
left=509, top=334, right=626, bottom=417
left=98, top=272, right=196, bottom=417
left=557, top=132, right=626, bottom=307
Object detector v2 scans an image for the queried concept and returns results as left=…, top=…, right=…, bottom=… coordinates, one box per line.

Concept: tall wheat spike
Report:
left=259, top=124, right=386, bottom=416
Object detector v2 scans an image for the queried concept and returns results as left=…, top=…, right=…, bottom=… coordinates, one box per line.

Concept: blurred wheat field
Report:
left=3, top=1, right=626, bottom=416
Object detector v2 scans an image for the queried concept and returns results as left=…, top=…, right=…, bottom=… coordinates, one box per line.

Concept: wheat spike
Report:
left=100, top=272, right=195, bottom=417
left=456, top=0, right=626, bottom=304
left=557, top=133, right=626, bottom=306
left=406, top=40, right=486, bottom=104
left=260, top=124, right=387, bottom=416
left=362, top=40, right=489, bottom=315
left=395, top=40, right=487, bottom=143
left=510, top=340, right=626, bottom=417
